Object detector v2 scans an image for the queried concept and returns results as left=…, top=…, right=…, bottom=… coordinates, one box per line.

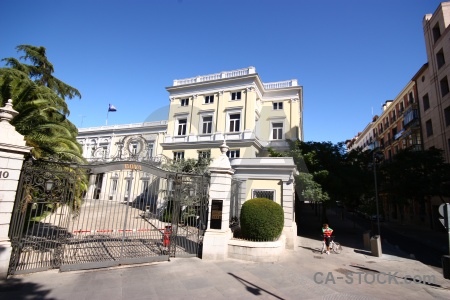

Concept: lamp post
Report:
left=373, top=150, right=384, bottom=236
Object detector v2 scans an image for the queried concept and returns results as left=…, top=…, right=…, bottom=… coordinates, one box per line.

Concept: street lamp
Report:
left=373, top=150, right=384, bottom=236
left=45, top=179, right=54, bottom=192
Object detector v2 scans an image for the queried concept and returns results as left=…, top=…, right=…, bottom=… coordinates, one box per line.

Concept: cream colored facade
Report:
left=76, top=122, right=168, bottom=202
left=77, top=121, right=167, bottom=163
left=162, top=66, right=303, bottom=160
left=421, top=2, right=450, bottom=163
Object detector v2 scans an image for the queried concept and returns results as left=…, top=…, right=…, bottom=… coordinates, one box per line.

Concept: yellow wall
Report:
left=245, top=179, right=282, bottom=205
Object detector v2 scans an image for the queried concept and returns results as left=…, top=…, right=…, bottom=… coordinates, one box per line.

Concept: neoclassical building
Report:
left=76, top=67, right=302, bottom=250
left=162, top=66, right=303, bottom=160
left=77, top=121, right=167, bottom=163
left=77, top=66, right=303, bottom=163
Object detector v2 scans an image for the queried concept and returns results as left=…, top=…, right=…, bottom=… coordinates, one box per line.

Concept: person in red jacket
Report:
left=322, top=223, right=333, bottom=255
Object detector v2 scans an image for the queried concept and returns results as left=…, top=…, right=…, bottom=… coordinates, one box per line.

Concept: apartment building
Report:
left=346, top=2, right=450, bottom=227
left=346, top=117, right=377, bottom=151
left=347, top=79, right=421, bottom=160
left=375, top=81, right=422, bottom=161
left=421, top=2, right=450, bottom=163
left=161, top=66, right=303, bottom=161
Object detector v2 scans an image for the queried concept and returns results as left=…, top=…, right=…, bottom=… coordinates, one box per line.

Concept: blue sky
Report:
left=1, top=0, right=444, bottom=144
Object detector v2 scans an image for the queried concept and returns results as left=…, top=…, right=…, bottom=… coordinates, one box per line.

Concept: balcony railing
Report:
left=173, top=67, right=256, bottom=86
left=172, top=67, right=298, bottom=90
left=263, top=80, right=298, bottom=89
left=78, top=121, right=168, bottom=132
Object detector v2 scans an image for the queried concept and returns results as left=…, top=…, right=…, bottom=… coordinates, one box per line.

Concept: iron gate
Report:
left=8, top=159, right=209, bottom=275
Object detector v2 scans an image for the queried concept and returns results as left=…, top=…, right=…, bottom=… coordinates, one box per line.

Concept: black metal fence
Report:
left=8, top=159, right=209, bottom=275
left=230, top=179, right=243, bottom=228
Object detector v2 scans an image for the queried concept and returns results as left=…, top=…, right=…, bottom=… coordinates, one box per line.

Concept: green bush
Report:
left=239, top=198, right=284, bottom=241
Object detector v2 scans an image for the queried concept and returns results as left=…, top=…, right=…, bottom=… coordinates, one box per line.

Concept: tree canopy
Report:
left=0, top=45, right=84, bottom=163
left=270, top=140, right=450, bottom=220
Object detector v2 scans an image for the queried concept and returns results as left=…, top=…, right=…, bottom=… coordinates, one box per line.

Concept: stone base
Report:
left=202, top=229, right=232, bottom=260
left=0, top=241, right=12, bottom=279
left=283, top=222, right=298, bottom=250
left=228, top=235, right=286, bottom=262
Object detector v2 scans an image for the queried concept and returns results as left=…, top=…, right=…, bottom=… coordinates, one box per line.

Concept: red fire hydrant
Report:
left=163, top=225, right=172, bottom=247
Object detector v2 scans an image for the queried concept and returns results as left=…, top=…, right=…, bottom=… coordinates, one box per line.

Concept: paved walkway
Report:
left=1, top=204, right=450, bottom=299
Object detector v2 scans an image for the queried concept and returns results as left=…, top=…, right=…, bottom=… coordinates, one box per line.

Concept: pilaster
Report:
left=202, top=141, right=234, bottom=260
left=0, top=100, right=32, bottom=278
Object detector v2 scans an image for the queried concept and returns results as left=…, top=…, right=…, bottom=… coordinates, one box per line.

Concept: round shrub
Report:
left=239, top=198, right=284, bottom=241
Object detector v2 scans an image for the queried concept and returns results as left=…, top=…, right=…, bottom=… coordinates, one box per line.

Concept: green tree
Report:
left=0, top=45, right=84, bottom=163
left=270, top=141, right=373, bottom=219
left=162, top=157, right=211, bottom=175
left=3, top=45, right=81, bottom=99
left=379, top=147, right=450, bottom=221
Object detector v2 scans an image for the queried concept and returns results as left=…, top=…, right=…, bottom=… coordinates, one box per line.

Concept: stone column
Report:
left=281, top=179, right=298, bottom=250
left=0, top=100, right=32, bottom=278
left=202, top=141, right=234, bottom=260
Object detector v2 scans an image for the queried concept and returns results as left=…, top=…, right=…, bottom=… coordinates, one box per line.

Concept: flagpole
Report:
left=106, top=104, right=116, bottom=125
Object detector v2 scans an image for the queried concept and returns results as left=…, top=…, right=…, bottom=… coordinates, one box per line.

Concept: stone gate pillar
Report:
left=0, top=100, right=32, bottom=278
left=202, top=141, right=234, bottom=260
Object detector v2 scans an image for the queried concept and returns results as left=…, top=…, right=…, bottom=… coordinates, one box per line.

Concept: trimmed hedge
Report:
left=239, top=198, right=284, bottom=241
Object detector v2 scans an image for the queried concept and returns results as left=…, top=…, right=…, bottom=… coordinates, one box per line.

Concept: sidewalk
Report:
left=1, top=204, right=449, bottom=299
left=1, top=236, right=449, bottom=300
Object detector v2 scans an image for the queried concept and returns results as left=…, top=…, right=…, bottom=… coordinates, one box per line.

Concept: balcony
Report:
left=164, top=131, right=256, bottom=143
left=394, top=129, right=405, bottom=140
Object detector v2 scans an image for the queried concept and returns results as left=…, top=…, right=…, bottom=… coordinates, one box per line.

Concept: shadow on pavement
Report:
left=0, top=277, right=56, bottom=300
left=228, top=272, right=285, bottom=299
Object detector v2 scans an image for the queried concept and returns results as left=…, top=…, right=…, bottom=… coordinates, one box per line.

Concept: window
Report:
left=125, top=179, right=132, bottom=196
left=272, top=122, right=283, bottom=140
left=102, top=146, right=108, bottom=158
left=400, top=102, right=404, bottom=112
left=147, top=143, right=154, bottom=159
left=226, top=149, right=240, bottom=158
left=142, top=181, right=149, bottom=194
left=231, top=91, right=241, bottom=100
left=130, top=142, right=138, bottom=155
left=198, top=151, right=211, bottom=160
left=392, top=128, right=397, bottom=139
left=204, top=95, right=214, bottom=104
left=437, top=48, right=445, bottom=69
left=440, top=76, right=449, bottom=97
left=252, top=190, right=274, bottom=201
left=426, top=119, right=433, bottom=137
left=273, top=102, right=283, bottom=110
left=173, top=151, right=184, bottom=161
left=177, top=119, right=187, bottom=136
left=111, top=179, right=118, bottom=194
left=180, top=98, right=189, bottom=106
left=432, top=23, right=441, bottom=43
left=444, top=106, right=450, bottom=127
left=423, top=94, right=430, bottom=111
left=229, top=113, right=240, bottom=132
left=408, top=92, right=414, bottom=104
left=202, top=116, right=213, bottom=134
